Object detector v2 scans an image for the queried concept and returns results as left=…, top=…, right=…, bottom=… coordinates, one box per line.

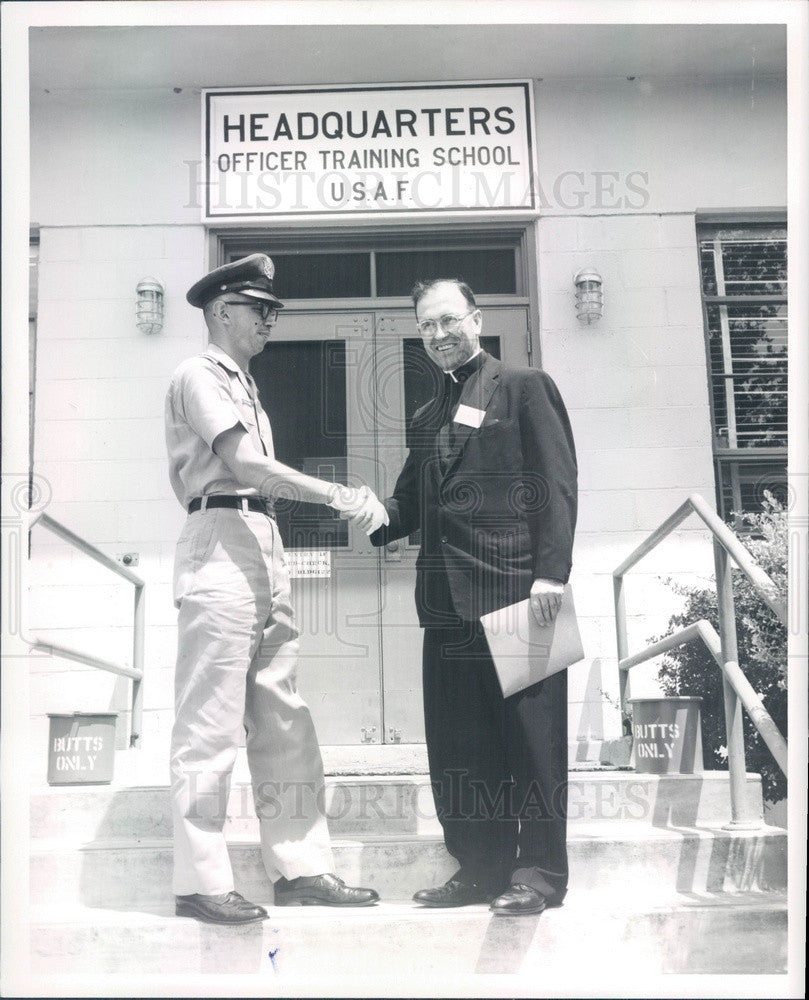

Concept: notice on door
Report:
left=287, top=550, right=332, bottom=579
left=202, top=81, right=536, bottom=219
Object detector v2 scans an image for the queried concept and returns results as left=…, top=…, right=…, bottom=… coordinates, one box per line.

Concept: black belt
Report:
left=188, top=495, right=275, bottom=517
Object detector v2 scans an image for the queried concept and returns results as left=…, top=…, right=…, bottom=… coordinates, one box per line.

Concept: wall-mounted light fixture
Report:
left=573, top=268, right=603, bottom=325
left=136, top=278, right=165, bottom=334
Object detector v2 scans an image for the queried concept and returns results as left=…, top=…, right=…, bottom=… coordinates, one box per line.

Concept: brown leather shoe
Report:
left=274, top=873, right=379, bottom=906
left=413, top=878, right=491, bottom=908
left=489, top=883, right=548, bottom=916
left=175, top=890, right=268, bottom=924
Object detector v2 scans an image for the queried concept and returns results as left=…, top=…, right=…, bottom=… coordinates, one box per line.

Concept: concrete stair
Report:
left=30, top=771, right=772, bottom=841
left=29, top=893, right=787, bottom=977
left=27, top=770, right=788, bottom=981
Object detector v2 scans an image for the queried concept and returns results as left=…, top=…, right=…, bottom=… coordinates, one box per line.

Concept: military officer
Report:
left=166, top=253, right=387, bottom=923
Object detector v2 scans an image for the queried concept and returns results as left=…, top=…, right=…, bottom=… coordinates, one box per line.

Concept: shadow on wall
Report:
left=573, top=657, right=630, bottom=764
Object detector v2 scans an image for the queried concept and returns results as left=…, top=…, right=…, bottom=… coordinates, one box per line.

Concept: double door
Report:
left=250, top=305, right=530, bottom=744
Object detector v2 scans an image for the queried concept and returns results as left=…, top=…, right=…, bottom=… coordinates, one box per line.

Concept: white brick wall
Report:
left=35, top=377, right=174, bottom=422
left=29, top=225, right=204, bottom=765
left=537, top=212, right=718, bottom=718
left=538, top=214, right=713, bottom=485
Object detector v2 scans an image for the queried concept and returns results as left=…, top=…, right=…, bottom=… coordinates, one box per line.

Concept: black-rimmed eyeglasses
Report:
left=222, top=300, right=279, bottom=324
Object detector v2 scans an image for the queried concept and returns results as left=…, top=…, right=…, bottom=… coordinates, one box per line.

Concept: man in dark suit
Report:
left=370, top=278, right=577, bottom=916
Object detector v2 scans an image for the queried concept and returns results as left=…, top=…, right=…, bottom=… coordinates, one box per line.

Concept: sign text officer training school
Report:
left=203, top=82, right=536, bottom=218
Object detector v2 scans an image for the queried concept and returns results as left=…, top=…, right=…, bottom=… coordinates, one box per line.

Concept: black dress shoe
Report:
left=274, top=873, right=379, bottom=906
left=490, top=883, right=549, bottom=916
left=175, top=891, right=268, bottom=924
left=413, top=878, right=491, bottom=908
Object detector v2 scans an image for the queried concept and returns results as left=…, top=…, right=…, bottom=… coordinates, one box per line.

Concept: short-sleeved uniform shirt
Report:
left=165, top=343, right=275, bottom=509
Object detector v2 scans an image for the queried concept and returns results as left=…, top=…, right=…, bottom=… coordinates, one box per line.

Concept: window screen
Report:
left=698, top=224, right=787, bottom=520
left=699, top=236, right=787, bottom=297
left=705, top=303, right=787, bottom=450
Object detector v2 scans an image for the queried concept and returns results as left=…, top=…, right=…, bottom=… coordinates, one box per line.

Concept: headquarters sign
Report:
left=202, top=82, right=536, bottom=219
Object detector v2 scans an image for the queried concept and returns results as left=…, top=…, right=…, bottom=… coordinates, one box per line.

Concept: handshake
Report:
left=328, top=484, right=390, bottom=535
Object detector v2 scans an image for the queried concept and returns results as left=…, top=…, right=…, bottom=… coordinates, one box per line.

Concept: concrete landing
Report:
left=28, top=891, right=788, bottom=977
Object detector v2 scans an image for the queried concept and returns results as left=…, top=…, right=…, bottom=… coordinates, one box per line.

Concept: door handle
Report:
left=385, top=539, right=402, bottom=562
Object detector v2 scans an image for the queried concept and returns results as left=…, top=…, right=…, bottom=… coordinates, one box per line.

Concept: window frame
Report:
left=696, top=214, right=787, bottom=524
left=212, top=222, right=539, bottom=355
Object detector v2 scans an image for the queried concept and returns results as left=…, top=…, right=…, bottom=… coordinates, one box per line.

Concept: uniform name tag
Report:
left=454, top=404, right=486, bottom=428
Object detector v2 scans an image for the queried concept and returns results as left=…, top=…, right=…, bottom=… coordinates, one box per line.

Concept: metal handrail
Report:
left=28, top=511, right=145, bottom=748
left=613, top=492, right=786, bottom=625
left=613, top=492, right=787, bottom=829
left=619, top=620, right=788, bottom=775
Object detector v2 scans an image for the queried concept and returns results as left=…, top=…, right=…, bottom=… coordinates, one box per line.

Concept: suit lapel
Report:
left=442, top=357, right=501, bottom=481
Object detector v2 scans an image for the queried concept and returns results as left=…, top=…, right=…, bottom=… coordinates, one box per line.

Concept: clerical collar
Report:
left=447, top=348, right=485, bottom=383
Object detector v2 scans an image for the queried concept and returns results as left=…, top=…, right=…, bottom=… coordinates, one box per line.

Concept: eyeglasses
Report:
left=416, top=309, right=476, bottom=337
left=222, top=300, right=279, bottom=324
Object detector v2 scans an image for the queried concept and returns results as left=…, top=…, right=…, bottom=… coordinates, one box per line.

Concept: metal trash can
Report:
left=628, top=697, right=703, bottom=774
left=47, top=712, right=118, bottom=785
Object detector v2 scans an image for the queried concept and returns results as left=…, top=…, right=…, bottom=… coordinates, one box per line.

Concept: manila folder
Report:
left=479, top=584, right=584, bottom=698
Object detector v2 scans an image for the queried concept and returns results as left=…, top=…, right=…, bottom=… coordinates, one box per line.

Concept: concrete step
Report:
left=99, top=740, right=629, bottom=785
left=29, top=771, right=766, bottom=842
left=28, top=891, right=788, bottom=977
left=109, top=742, right=435, bottom=785
left=30, top=824, right=787, bottom=909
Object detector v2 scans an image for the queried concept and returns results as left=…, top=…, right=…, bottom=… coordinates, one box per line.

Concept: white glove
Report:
left=329, top=484, right=389, bottom=535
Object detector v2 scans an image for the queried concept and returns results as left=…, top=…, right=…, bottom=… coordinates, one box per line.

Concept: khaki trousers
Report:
left=170, top=506, right=334, bottom=896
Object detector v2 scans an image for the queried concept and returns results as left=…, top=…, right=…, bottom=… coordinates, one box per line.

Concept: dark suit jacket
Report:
left=371, top=352, right=578, bottom=624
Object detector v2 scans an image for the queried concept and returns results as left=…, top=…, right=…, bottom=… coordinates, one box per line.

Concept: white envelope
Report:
left=479, top=584, right=584, bottom=697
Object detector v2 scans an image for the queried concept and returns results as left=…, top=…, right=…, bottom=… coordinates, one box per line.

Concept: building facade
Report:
left=24, top=22, right=787, bottom=773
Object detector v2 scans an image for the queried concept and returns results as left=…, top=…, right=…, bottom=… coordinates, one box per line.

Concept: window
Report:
left=225, top=232, right=522, bottom=300
left=375, top=248, right=516, bottom=297
left=270, top=253, right=371, bottom=299
left=698, top=221, right=787, bottom=522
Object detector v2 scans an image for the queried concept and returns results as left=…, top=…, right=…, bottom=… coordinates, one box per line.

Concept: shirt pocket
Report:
left=233, top=394, right=257, bottom=430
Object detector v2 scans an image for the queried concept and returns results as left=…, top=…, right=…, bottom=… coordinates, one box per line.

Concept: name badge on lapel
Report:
left=454, top=404, right=486, bottom=428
